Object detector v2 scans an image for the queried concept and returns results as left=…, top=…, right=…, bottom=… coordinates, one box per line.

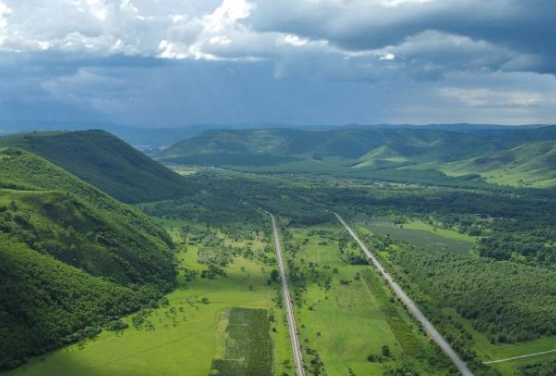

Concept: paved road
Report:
left=268, top=212, right=305, bottom=376
left=484, top=349, right=556, bottom=364
left=334, top=212, right=475, bottom=376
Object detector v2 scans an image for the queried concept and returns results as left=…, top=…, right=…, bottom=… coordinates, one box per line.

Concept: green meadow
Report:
left=284, top=224, right=450, bottom=376
left=6, top=222, right=293, bottom=376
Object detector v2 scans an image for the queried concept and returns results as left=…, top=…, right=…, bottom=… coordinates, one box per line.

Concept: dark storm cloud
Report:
left=0, top=0, right=554, bottom=125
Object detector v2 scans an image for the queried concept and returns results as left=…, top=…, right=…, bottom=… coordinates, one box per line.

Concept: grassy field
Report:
left=168, top=165, right=199, bottom=176
left=5, top=222, right=293, bottom=376
left=284, top=224, right=451, bottom=375
left=363, top=217, right=476, bottom=255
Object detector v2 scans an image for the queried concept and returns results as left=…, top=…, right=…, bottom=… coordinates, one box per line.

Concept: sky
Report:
left=0, top=0, right=555, bottom=127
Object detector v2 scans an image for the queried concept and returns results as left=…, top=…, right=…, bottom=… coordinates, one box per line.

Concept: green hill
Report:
left=156, top=128, right=500, bottom=165
left=441, top=141, right=556, bottom=188
left=0, top=148, right=176, bottom=370
left=156, top=127, right=556, bottom=188
left=0, top=130, right=189, bottom=203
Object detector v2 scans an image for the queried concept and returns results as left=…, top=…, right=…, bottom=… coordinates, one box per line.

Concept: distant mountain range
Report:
left=155, top=126, right=556, bottom=188
left=0, top=121, right=551, bottom=150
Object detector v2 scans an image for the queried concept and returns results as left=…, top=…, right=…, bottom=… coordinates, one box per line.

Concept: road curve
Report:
left=268, top=212, right=305, bottom=376
left=333, top=212, right=475, bottom=376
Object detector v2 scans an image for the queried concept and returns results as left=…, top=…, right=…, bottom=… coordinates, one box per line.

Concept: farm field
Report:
left=5, top=222, right=293, bottom=376
left=283, top=224, right=452, bottom=376
left=210, top=307, right=273, bottom=375
left=363, top=217, right=476, bottom=255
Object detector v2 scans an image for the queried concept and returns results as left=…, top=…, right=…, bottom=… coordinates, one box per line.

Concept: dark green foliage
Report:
left=391, top=251, right=556, bottom=343
left=142, top=171, right=330, bottom=235
left=477, top=224, right=556, bottom=265
left=384, top=363, right=421, bottom=376
left=519, top=360, right=556, bottom=376
left=162, top=153, right=302, bottom=167
left=0, top=234, right=159, bottom=370
left=0, top=148, right=176, bottom=369
left=157, top=128, right=507, bottom=163
left=0, top=130, right=190, bottom=203
left=210, top=308, right=273, bottom=376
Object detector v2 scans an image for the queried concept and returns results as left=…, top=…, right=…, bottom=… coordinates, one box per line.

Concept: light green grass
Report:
left=287, top=225, right=447, bottom=375
left=6, top=227, right=293, bottom=376
left=168, top=166, right=199, bottom=176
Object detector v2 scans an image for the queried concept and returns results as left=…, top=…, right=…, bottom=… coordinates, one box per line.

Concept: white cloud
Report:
left=440, top=87, right=542, bottom=108
left=204, top=0, right=253, bottom=32
left=379, top=52, right=395, bottom=60
left=282, top=34, right=309, bottom=47
left=382, top=0, right=435, bottom=8
left=0, top=2, right=10, bottom=28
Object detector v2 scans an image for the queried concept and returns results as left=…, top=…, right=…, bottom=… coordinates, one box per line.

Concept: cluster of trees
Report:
left=518, top=360, right=556, bottom=376
left=0, top=234, right=162, bottom=370
left=476, top=222, right=556, bottom=266
left=171, top=168, right=556, bottom=273
left=390, top=250, right=556, bottom=344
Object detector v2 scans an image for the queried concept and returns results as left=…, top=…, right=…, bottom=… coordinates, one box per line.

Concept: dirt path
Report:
left=484, top=349, right=556, bottom=364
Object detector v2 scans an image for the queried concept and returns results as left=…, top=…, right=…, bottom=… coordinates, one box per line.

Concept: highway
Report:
left=334, top=212, right=475, bottom=376
left=268, top=212, right=305, bottom=376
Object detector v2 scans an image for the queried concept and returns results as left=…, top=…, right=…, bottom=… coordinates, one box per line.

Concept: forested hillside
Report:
left=156, top=126, right=556, bottom=188
left=0, top=131, right=190, bottom=203
left=156, top=128, right=501, bottom=163
left=0, top=148, right=177, bottom=370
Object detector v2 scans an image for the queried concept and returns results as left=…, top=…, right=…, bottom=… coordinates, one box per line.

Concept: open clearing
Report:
left=364, top=217, right=476, bottom=255
left=6, top=222, right=293, bottom=376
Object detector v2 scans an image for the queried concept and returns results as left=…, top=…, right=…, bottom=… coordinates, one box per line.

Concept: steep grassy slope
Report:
left=0, top=148, right=176, bottom=369
left=0, top=148, right=175, bottom=285
left=0, top=131, right=189, bottom=203
left=441, top=141, right=556, bottom=188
